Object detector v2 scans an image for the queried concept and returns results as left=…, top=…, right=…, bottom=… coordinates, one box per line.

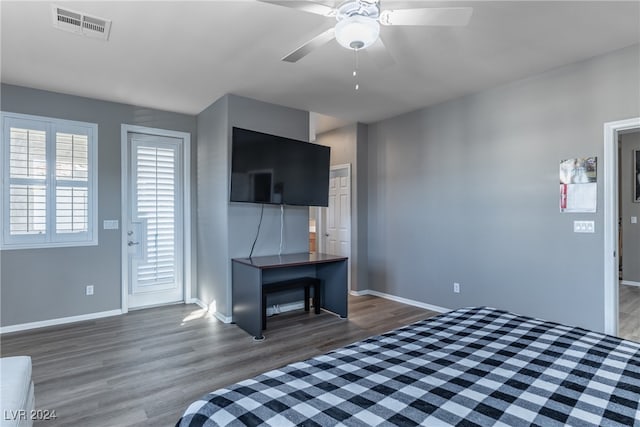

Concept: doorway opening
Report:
left=616, top=128, right=640, bottom=340
left=311, top=164, right=352, bottom=290
left=603, top=117, right=640, bottom=336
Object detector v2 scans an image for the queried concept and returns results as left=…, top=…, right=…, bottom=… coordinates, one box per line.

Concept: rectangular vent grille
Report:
left=83, top=17, right=106, bottom=34
left=52, top=5, right=111, bottom=40
left=57, top=9, right=81, bottom=27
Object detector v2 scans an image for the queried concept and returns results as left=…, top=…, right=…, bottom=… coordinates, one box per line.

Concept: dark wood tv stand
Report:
left=232, top=253, right=348, bottom=339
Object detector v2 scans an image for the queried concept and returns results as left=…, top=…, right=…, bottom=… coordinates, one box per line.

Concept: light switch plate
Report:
left=103, top=220, right=119, bottom=230
left=632, top=217, right=638, bottom=224
left=574, top=220, right=595, bottom=233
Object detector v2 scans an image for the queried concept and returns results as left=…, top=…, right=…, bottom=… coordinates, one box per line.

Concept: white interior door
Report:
left=322, top=164, right=351, bottom=287
left=127, top=132, right=183, bottom=308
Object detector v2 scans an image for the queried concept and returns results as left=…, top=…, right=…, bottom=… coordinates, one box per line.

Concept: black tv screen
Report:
left=230, top=127, right=331, bottom=207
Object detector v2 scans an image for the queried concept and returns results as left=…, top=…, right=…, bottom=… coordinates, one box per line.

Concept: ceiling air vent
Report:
left=51, top=5, right=111, bottom=41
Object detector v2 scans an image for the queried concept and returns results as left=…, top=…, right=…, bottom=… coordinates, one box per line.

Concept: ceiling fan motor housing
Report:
left=336, top=0, right=380, bottom=20
left=335, top=0, right=381, bottom=50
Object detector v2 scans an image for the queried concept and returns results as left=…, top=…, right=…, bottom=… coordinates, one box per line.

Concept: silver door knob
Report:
left=128, top=241, right=140, bottom=246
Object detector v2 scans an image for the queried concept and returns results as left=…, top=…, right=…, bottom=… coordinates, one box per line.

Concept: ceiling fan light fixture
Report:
left=335, top=15, right=380, bottom=50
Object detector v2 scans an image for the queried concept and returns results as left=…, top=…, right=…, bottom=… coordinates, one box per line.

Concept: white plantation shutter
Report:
left=56, top=131, right=89, bottom=234
left=8, top=126, right=47, bottom=237
left=1, top=112, right=97, bottom=249
left=9, top=184, right=47, bottom=235
left=132, top=142, right=179, bottom=291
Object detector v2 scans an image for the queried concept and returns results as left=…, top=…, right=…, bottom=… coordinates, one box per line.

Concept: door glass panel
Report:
left=132, top=142, right=178, bottom=293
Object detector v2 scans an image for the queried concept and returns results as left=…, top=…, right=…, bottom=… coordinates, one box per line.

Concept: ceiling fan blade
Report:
left=282, top=27, right=336, bottom=62
left=379, top=7, right=473, bottom=27
left=366, top=37, right=395, bottom=69
left=258, top=1, right=336, bottom=17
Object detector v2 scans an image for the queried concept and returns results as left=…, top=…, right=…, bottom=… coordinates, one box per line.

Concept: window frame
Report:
left=1, top=112, right=98, bottom=250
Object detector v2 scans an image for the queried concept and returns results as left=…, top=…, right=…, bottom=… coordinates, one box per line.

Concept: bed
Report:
left=177, top=306, right=640, bottom=426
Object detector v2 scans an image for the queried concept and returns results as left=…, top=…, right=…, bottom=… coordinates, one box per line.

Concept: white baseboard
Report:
left=214, top=311, right=233, bottom=324
left=189, top=290, right=448, bottom=326
left=184, top=298, right=207, bottom=310
left=621, top=280, right=640, bottom=287
left=189, top=298, right=232, bottom=323
left=189, top=298, right=207, bottom=310
left=0, top=309, right=123, bottom=334
left=351, top=289, right=450, bottom=314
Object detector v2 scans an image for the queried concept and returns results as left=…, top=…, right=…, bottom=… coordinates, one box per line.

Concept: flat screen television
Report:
left=230, top=127, right=331, bottom=207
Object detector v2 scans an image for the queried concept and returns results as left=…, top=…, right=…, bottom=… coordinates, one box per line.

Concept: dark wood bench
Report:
left=262, top=277, right=321, bottom=330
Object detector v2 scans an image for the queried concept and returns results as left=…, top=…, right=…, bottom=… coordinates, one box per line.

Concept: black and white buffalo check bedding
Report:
left=177, top=307, right=640, bottom=426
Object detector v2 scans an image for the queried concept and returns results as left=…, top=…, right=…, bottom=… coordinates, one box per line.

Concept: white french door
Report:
left=126, top=132, right=183, bottom=308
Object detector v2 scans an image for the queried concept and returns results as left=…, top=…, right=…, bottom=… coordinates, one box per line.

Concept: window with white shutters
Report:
left=133, top=143, right=178, bottom=289
left=1, top=112, right=97, bottom=249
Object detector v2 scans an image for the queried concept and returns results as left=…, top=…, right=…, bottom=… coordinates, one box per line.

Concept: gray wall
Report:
left=365, top=45, right=640, bottom=332
left=356, top=123, right=369, bottom=294
left=1, top=84, right=197, bottom=327
left=196, top=95, right=230, bottom=317
left=315, top=123, right=367, bottom=292
left=196, top=94, right=310, bottom=318
left=621, top=131, right=640, bottom=283
left=317, top=124, right=358, bottom=166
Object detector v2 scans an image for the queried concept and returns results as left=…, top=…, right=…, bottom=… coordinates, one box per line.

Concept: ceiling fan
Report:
left=259, top=0, right=473, bottom=66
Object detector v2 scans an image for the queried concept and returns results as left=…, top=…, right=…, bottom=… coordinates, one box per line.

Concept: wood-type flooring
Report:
left=1, top=294, right=436, bottom=427
left=619, top=283, right=640, bottom=342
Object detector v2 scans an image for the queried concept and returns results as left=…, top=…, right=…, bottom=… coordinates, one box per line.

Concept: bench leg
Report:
left=304, top=285, right=310, bottom=312
left=262, top=292, right=267, bottom=330
left=314, top=282, right=321, bottom=314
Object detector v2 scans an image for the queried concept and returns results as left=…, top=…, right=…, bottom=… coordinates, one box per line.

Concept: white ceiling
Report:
left=1, top=1, right=639, bottom=125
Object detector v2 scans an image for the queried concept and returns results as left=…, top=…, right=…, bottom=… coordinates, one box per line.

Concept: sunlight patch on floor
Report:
left=181, top=307, right=215, bottom=325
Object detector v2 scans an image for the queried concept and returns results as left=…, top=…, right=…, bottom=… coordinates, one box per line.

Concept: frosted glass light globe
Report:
left=335, top=15, right=380, bottom=50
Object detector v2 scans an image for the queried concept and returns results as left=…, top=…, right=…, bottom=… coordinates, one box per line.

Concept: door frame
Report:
left=603, top=117, right=640, bottom=335
left=317, top=163, right=352, bottom=290
left=120, top=124, right=191, bottom=313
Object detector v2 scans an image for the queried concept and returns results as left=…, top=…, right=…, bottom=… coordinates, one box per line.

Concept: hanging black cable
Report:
left=249, top=204, right=265, bottom=258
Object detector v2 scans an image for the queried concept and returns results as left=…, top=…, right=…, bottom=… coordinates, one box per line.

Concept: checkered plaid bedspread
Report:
left=177, top=307, right=640, bottom=426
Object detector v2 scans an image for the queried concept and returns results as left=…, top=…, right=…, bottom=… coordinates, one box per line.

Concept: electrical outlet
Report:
left=453, top=282, right=460, bottom=293
left=86, top=285, right=94, bottom=296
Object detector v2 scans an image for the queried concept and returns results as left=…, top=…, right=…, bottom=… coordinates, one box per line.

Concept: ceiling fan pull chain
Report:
left=353, top=48, right=360, bottom=90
